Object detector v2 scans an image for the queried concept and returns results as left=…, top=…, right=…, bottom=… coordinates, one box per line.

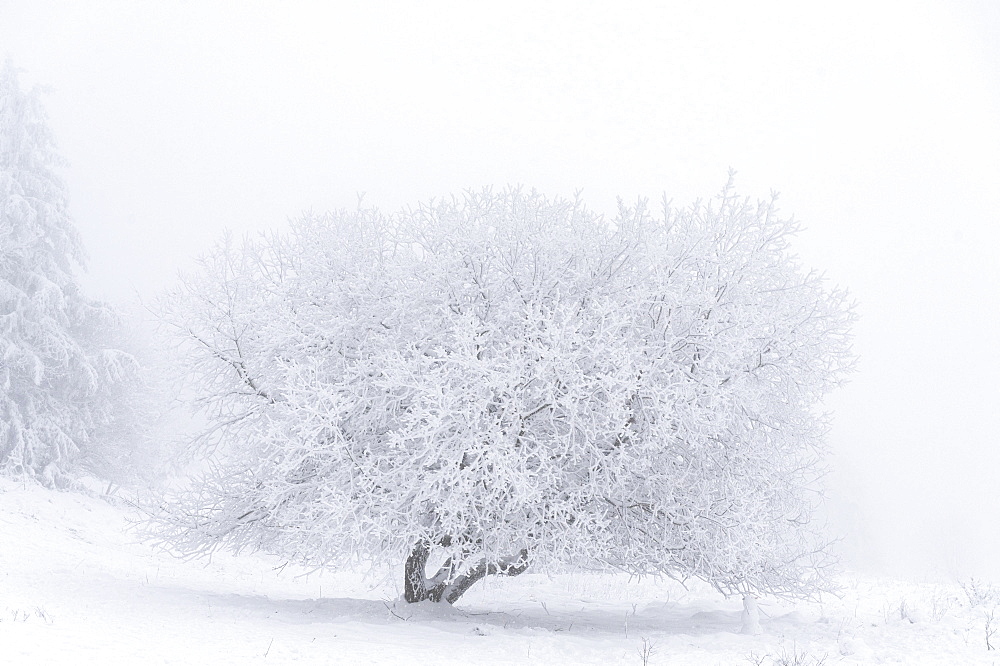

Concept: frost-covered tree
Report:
left=149, top=182, right=854, bottom=606
left=0, top=61, right=144, bottom=486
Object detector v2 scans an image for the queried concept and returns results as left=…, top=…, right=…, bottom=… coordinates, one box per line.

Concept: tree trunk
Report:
left=403, top=541, right=529, bottom=604
left=403, top=541, right=431, bottom=603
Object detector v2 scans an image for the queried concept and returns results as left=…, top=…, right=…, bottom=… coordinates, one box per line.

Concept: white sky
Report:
left=3, top=0, right=999, bottom=578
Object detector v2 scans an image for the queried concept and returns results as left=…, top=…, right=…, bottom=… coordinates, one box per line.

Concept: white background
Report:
left=3, top=0, right=998, bottom=577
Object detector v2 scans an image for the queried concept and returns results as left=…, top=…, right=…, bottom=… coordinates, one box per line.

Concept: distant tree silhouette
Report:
left=0, top=61, right=144, bottom=486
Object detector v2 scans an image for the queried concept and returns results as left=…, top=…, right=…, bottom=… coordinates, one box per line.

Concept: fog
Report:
left=4, top=1, right=999, bottom=578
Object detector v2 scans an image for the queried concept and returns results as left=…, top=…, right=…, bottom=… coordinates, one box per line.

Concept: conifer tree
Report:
left=0, top=61, right=143, bottom=486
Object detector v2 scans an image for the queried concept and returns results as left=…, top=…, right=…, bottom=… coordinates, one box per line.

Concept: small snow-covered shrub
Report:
left=0, top=606, right=53, bottom=624
left=748, top=645, right=828, bottom=666
left=985, top=608, right=998, bottom=651
left=636, top=637, right=657, bottom=665
left=930, top=587, right=960, bottom=621
left=961, top=578, right=999, bottom=608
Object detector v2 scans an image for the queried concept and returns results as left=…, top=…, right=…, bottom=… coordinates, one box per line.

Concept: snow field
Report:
left=1, top=479, right=995, bottom=664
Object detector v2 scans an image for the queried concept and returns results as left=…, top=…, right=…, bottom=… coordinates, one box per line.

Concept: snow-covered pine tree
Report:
left=149, top=182, right=855, bottom=605
left=0, top=60, right=144, bottom=486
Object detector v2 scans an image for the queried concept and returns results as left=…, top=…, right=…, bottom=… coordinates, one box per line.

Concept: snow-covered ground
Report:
left=1, top=480, right=996, bottom=665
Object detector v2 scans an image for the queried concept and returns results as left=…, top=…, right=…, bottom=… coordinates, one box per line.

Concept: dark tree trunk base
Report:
left=403, top=541, right=529, bottom=604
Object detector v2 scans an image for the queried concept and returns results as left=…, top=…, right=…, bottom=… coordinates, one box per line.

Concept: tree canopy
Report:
left=150, top=183, right=855, bottom=603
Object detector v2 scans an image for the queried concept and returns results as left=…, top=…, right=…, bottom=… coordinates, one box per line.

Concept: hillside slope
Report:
left=0, top=480, right=993, bottom=664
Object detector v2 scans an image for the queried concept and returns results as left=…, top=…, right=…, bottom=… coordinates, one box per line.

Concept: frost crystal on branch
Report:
left=150, top=182, right=855, bottom=603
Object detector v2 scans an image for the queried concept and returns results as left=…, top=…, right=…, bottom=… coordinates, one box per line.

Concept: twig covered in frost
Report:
left=637, top=637, right=657, bottom=665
